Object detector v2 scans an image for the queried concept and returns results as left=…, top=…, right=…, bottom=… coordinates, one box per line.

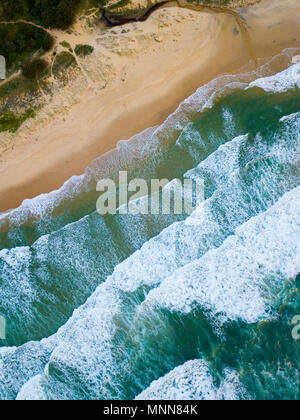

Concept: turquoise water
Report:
left=0, top=50, right=299, bottom=400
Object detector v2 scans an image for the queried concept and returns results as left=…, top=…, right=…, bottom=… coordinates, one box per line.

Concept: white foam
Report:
left=5, top=121, right=300, bottom=399
left=135, top=360, right=250, bottom=400
left=14, top=151, right=299, bottom=399
left=16, top=375, right=47, bottom=400
left=248, top=62, right=300, bottom=93
left=185, top=134, right=249, bottom=190
left=0, top=335, right=57, bottom=400
left=0, top=209, right=123, bottom=345
left=144, top=186, right=300, bottom=324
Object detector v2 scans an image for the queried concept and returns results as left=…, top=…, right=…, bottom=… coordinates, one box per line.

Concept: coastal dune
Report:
left=0, top=0, right=300, bottom=211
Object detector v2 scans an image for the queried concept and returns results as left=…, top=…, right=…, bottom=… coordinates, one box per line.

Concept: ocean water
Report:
left=0, top=49, right=300, bottom=400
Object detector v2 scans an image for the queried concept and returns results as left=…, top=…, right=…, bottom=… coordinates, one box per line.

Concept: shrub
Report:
left=0, top=23, right=54, bottom=72
left=0, top=0, right=82, bottom=30
left=42, top=33, right=55, bottom=52
left=41, top=0, right=82, bottom=30
left=52, top=51, right=76, bottom=76
left=74, top=44, right=94, bottom=57
left=22, top=58, right=48, bottom=79
left=60, top=41, right=72, bottom=51
left=0, top=109, right=35, bottom=133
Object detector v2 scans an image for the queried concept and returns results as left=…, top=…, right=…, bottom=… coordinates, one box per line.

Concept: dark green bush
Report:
left=42, top=33, right=55, bottom=52
left=0, top=0, right=81, bottom=30
left=22, top=58, right=48, bottom=79
left=0, top=23, right=54, bottom=71
left=0, top=109, right=35, bottom=133
left=52, top=51, right=76, bottom=76
left=41, top=0, right=81, bottom=30
left=0, top=0, right=105, bottom=73
left=74, top=44, right=94, bottom=57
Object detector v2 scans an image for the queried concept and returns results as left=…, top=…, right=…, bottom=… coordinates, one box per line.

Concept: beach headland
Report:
left=0, top=0, right=300, bottom=212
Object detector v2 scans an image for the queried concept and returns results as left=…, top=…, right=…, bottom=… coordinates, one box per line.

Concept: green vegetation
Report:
left=107, top=0, right=131, bottom=10
left=0, top=0, right=81, bottom=30
left=60, top=41, right=72, bottom=51
left=0, top=0, right=106, bottom=75
left=0, top=108, right=35, bottom=133
left=0, top=0, right=109, bottom=28
left=22, top=58, right=48, bottom=79
left=0, top=23, right=54, bottom=73
left=0, top=67, right=45, bottom=134
left=0, top=74, right=39, bottom=99
left=190, top=0, right=232, bottom=4
left=0, top=49, right=78, bottom=134
left=74, top=44, right=94, bottom=57
left=52, top=51, right=77, bottom=77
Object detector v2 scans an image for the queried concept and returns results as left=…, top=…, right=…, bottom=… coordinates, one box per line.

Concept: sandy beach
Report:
left=0, top=0, right=300, bottom=212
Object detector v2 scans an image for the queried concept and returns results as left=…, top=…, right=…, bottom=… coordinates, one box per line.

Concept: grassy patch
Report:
left=0, top=75, right=39, bottom=100
left=0, top=23, right=54, bottom=74
left=52, top=51, right=77, bottom=75
left=107, top=0, right=131, bottom=10
left=0, top=0, right=81, bottom=30
left=0, top=0, right=108, bottom=28
left=74, top=44, right=94, bottom=57
left=22, top=58, right=49, bottom=79
left=60, top=41, right=72, bottom=51
left=0, top=108, right=35, bottom=133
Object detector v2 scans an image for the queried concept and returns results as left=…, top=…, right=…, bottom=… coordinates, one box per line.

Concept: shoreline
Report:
left=1, top=0, right=300, bottom=212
